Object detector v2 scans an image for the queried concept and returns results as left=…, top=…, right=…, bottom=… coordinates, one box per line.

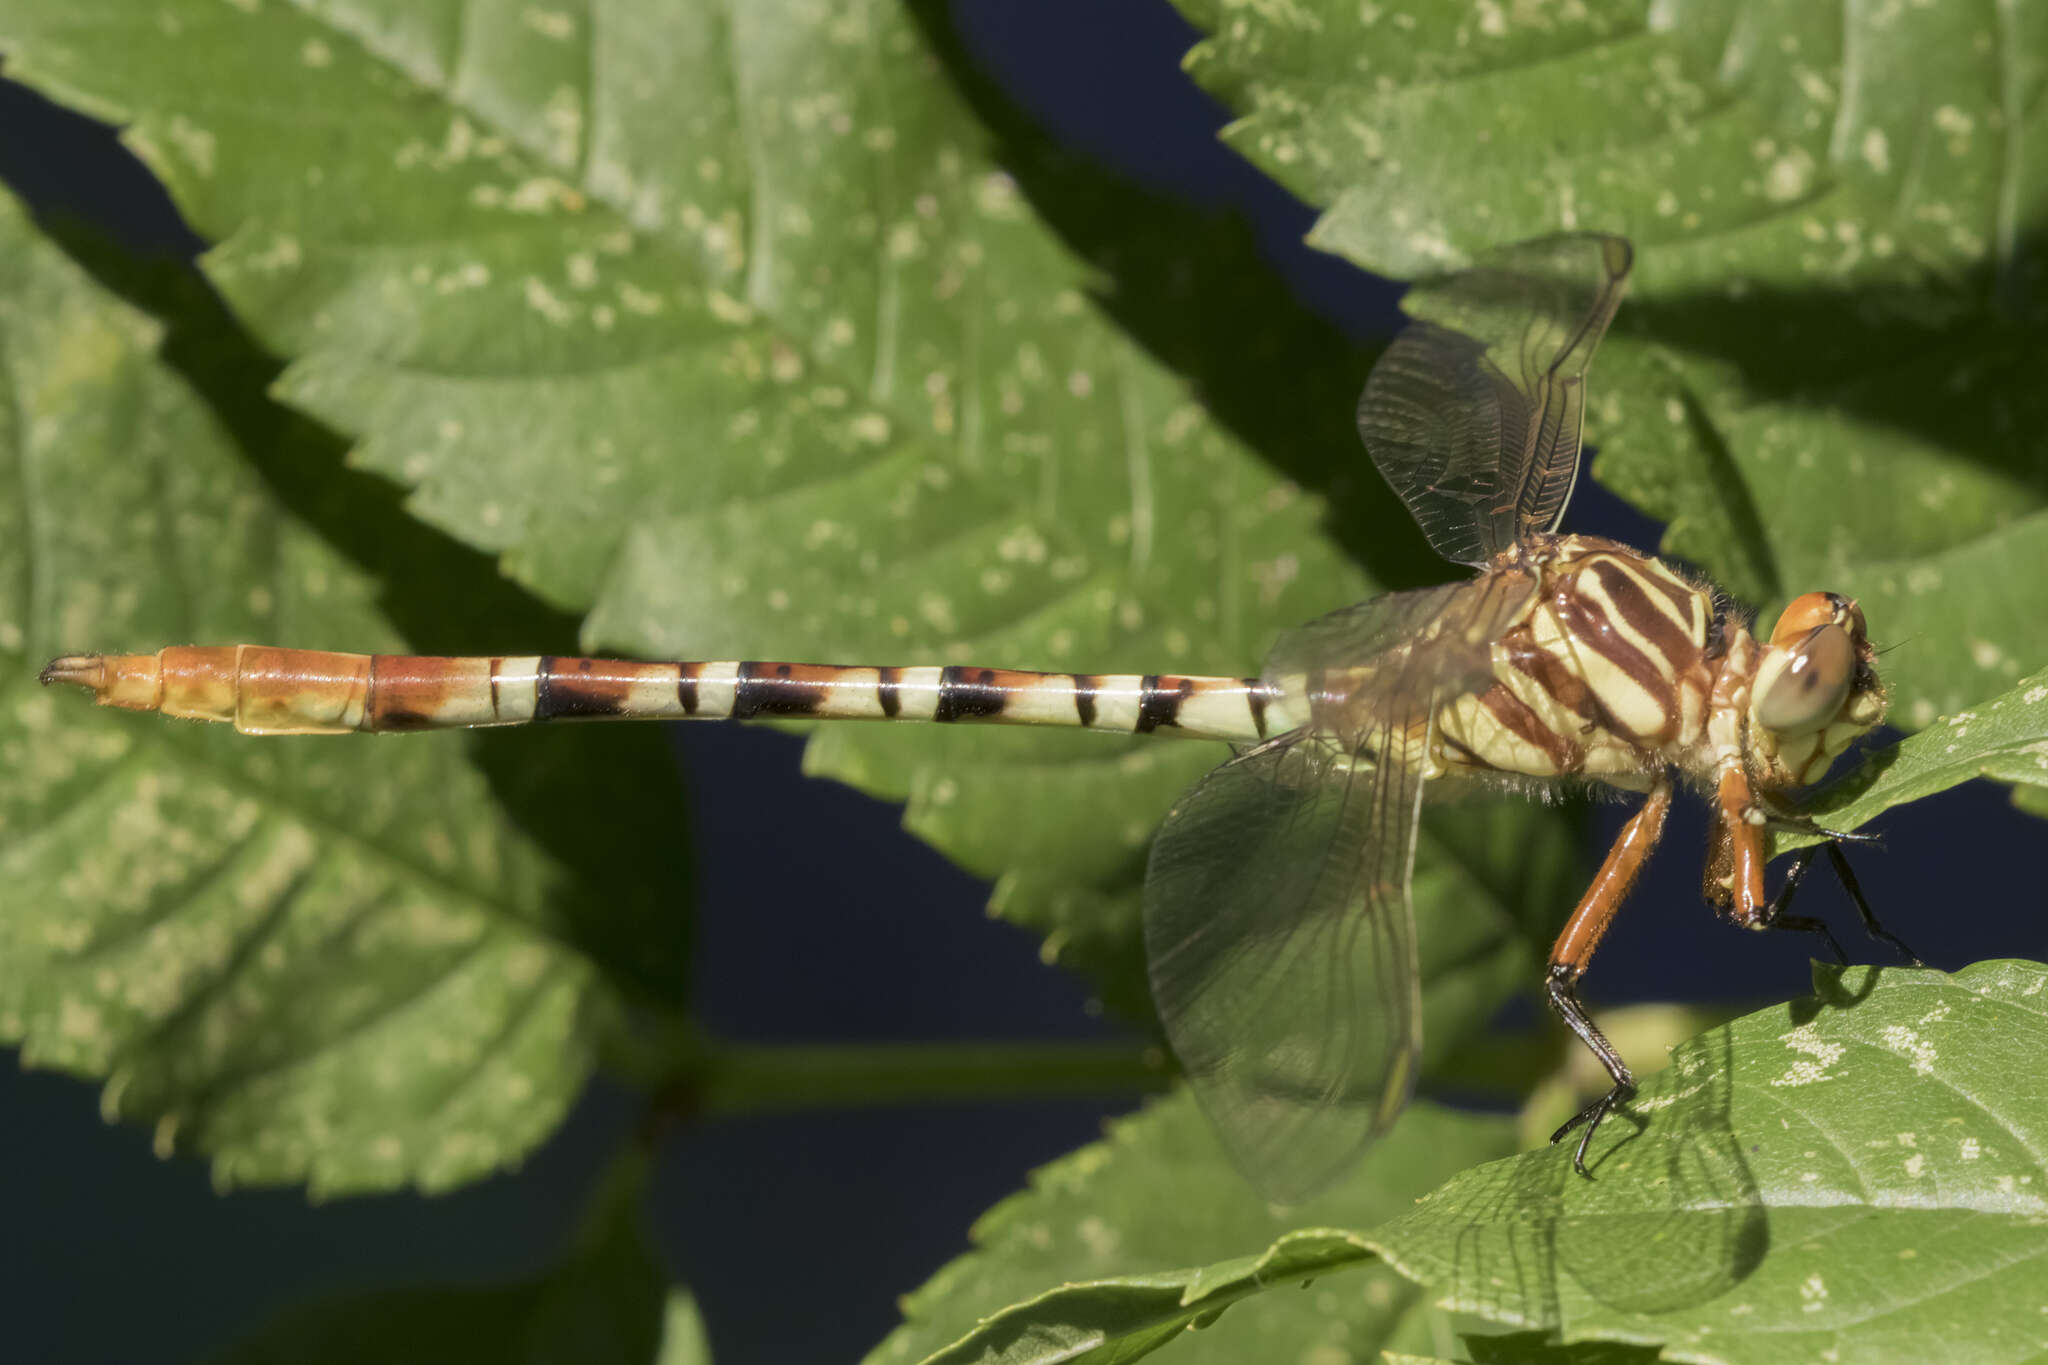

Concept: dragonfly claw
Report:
left=1551, top=1080, right=1635, bottom=1177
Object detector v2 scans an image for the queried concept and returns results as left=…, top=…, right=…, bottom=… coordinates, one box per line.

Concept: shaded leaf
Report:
left=0, top=190, right=685, bottom=1194
left=1367, top=960, right=2048, bottom=1364
left=869, top=1092, right=1514, bottom=1365
left=210, top=1151, right=679, bottom=1364
left=1177, top=0, right=2048, bottom=730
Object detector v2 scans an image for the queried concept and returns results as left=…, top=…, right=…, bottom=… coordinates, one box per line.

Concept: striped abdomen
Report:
left=1435, top=538, right=1713, bottom=784
left=40, top=647, right=1274, bottom=744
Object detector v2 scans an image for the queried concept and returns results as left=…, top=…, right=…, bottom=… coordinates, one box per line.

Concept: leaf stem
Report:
left=604, top=1014, right=1171, bottom=1122
left=694, top=1039, right=1170, bottom=1116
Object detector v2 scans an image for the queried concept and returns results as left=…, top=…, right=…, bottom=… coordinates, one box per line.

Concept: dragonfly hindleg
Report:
left=1546, top=966, right=1637, bottom=1177
left=1544, top=779, right=1672, bottom=1175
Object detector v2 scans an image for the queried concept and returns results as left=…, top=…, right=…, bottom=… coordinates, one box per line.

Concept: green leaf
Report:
left=0, top=0, right=1579, bottom=1027
left=0, top=190, right=689, bottom=1194
left=1388, top=1333, right=1665, bottom=1365
left=871, top=1091, right=1515, bottom=1365
left=652, top=1294, right=715, bottom=1365
left=1366, top=960, right=2048, bottom=1364
left=209, top=1150, right=683, bottom=1364
left=1177, top=0, right=2048, bottom=731
left=1785, top=667, right=2048, bottom=846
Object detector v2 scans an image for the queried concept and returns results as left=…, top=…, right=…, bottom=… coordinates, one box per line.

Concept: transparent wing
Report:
left=1145, top=732, right=1422, bottom=1204
left=1358, top=234, right=1634, bottom=566
left=1145, top=577, right=1534, bottom=1202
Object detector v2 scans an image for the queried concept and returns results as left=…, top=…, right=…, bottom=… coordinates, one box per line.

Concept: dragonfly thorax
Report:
left=1425, top=536, right=1883, bottom=804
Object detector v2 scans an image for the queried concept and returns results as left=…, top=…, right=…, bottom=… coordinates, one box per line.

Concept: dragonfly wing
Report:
left=1145, top=732, right=1424, bottom=1204
left=1359, top=234, right=1633, bottom=566
left=1146, top=578, right=1535, bottom=1202
left=1266, top=573, right=1540, bottom=742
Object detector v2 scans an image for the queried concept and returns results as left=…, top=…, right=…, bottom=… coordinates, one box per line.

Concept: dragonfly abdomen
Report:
left=40, top=647, right=1274, bottom=743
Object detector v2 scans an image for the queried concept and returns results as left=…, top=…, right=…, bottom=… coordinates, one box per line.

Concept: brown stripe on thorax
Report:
left=1135, top=675, right=1194, bottom=733
left=535, top=655, right=641, bottom=720
left=732, top=661, right=837, bottom=718
left=1585, top=558, right=1702, bottom=668
left=1549, top=589, right=1676, bottom=730
left=1245, top=679, right=1269, bottom=737
left=1636, top=558, right=1708, bottom=636
left=1479, top=683, right=1583, bottom=771
left=1502, top=627, right=1602, bottom=728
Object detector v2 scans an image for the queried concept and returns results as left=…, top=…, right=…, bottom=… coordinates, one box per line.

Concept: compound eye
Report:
left=1770, top=591, right=1842, bottom=648
left=1756, top=623, right=1855, bottom=735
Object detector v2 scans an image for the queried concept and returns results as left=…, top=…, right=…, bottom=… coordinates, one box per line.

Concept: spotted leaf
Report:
left=1785, top=666, right=2048, bottom=842
left=1177, top=0, right=2048, bottom=731
left=0, top=0, right=1577, bottom=1026
left=0, top=190, right=689, bottom=1195
left=1365, top=960, right=2048, bottom=1364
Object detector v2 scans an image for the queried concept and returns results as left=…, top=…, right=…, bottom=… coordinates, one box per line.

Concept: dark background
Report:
left=1, top=3, right=2038, bottom=1362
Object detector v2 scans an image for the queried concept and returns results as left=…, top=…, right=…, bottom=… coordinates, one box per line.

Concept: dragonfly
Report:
left=41, top=234, right=1906, bottom=1201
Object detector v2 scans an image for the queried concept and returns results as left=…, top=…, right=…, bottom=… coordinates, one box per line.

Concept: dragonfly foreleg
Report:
left=1543, top=777, right=1672, bottom=1176
left=1752, top=844, right=1849, bottom=965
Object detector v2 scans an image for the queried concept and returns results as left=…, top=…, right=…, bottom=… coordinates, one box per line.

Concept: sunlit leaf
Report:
left=1367, top=960, right=2048, bottom=1364
left=1785, top=667, right=2048, bottom=845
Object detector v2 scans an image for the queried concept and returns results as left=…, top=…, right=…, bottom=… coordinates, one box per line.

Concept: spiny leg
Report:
left=1546, top=777, right=1672, bottom=1176
left=1756, top=844, right=1849, bottom=965
left=1751, top=806, right=1918, bottom=963
left=1825, top=842, right=1923, bottom=965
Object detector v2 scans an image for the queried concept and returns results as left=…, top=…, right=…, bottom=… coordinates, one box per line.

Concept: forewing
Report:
left=1145, top=578, right=1534, bottom=1202
left=1358, top=234, right=1633, bottom=565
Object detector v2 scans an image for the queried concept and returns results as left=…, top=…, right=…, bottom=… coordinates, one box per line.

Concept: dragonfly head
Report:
left=1748, top=591, right=1886, bottom=787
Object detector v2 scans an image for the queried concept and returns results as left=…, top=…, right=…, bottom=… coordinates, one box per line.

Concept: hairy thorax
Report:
left=1434, top=534, right=1742, bottom=794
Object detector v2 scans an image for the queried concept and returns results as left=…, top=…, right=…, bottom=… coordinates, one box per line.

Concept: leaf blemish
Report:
left=1772, top=1022, right=1845, bottom=1086
left=1881, top=1024, right=1938, bottom=1074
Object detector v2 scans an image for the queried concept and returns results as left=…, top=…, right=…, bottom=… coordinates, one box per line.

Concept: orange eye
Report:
left=1756, top=623, right=1855, bottom=735
left=1770, top=591, right=1846, bottom=648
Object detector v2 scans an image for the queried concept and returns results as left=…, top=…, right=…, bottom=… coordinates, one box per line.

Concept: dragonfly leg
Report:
left=1736, top=789, right=1908, bottom=961
left=1753, top=843, right=1848, bottom=965
left=1761, top=806, right=1884, bottom=847
left=1544, top=778, right=1671, bottom=1176
left=1825, top=842, right=1924, bottom=965
left=1721, top=770, right=1846, bottom=963
left=1547, top=968, right=1636, bottom=1175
